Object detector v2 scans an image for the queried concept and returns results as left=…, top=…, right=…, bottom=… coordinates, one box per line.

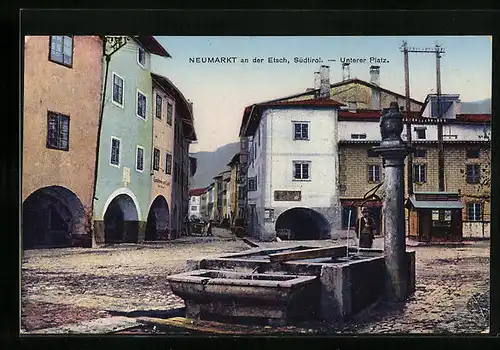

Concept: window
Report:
left=293, top=161, right=310, bottom=180
left=367, top=149, right=378, bottom=158
left=49, top=36, right=73, bottom=67
left=167, top=102, right=173, bottom=125
left=413, top=164, right=427, bottom=183
left=258, top=128, right=261, bottom=146
left=165, top=153, right=172, bottom=174
left=368, top=165, right=381, bottom=183
left=155, top=94, right=162, bottom=119
left=46, top=111, right=70, bottom=151
left=414, top=149, right=427, bottom=158
left=293, top=122, right=309, bottom=140
left=110, top=137, right=121, bottom=166
left=342, top=206, right=357, bottom=229
left=191, top=205, right=198, bottom=211
left=248, top=177, right=257, bottom=191
left=112, top=73, right=124, bottom=106
left=466, top=148, right=480, bottom=159
left=137, top=46, right=146, bottom=67
left=351, top=133, right=367, bottom=139
left=466, top=164, right=481, bottom=184
left=137, top=90, right=147, bottom=119
left=467, top=203, right=482, bottom=221
left=152, top=148, right=160, bottom=171
left=136, top=146, right=144, bottom=172
left=415, top=127, right=426, bottom=139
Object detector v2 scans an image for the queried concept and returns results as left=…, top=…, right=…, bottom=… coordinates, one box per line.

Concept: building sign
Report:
left=153, top=177, right=170, bottom=188
left=274, top=190, right=301, bottom=201
left=340, top=199, right=381, bottom=207
left=123, top=167, right=131, bottom=186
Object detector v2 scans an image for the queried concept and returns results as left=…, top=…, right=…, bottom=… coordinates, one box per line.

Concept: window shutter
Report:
left=294, top=124, right=301, bottom=139
left=303, top=164, right=309, bottom=179
left=59, top=116, right=69, bottom=149
left=302, top=123, right=308, bottom=138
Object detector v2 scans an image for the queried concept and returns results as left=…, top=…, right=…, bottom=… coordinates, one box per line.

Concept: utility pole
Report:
left=400, top=42, right=446, bottom=193
left=401, top=41, right=413, bottom=195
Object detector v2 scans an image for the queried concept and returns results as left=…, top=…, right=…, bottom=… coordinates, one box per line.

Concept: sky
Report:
left=151, top=36, right=492, bottom=153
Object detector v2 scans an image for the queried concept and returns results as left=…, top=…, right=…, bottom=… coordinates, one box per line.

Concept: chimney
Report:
left=370, top=65, right=380, bottom=86
left=342, top=62, right=351, bottom=81
left=348, top=101, right=357, bottom=113
left=314, top=71, right=321, bottom=98
left=319, top=65, right=330, bottom=99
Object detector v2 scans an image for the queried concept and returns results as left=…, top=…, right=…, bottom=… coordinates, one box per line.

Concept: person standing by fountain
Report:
left=206, top=220, right=213, bottom=236
left=355, top=208, right=376, bottom=248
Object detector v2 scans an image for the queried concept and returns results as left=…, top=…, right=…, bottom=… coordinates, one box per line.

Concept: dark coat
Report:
left=355, top=217, right=376, bottom=238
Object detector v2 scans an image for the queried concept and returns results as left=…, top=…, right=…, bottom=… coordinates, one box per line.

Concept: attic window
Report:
left=414, top=127, right=426, bottom=140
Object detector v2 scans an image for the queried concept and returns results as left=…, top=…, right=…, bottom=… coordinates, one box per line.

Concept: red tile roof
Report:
left=456, top=114, right=491, bottom=122
left=189, top=188, right=206, bottom=197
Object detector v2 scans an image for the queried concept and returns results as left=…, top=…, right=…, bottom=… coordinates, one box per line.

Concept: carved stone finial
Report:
left=380, top=102, right=404, bottom=143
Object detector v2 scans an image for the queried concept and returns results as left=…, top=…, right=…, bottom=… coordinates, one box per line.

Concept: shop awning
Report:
left=406, top=197, right=463, bottom=210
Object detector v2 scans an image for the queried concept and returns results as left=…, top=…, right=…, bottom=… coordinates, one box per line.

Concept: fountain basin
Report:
left=167, top=269, right=319, bottom=325
left=177, top=246, right=416, bottom=325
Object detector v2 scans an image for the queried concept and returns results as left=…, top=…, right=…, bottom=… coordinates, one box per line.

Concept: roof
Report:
left=240, top=98, right=345, bottom=137
left=227, top=153, right=240, bottom=166
left=151, top=73, right=197, bottom=141
left=406, top=197, right=463, bottom=210
left=134, top=36, right=171, bottom=58
left=189, top=188, right=206, bottom=197
left=456, top=114, right=491, bottom=123
left=270, top=78, right=425, bottom=107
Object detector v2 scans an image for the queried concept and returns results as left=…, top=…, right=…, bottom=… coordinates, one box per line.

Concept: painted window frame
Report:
left=110, top=136, right=121, bottom=168
left=293, top=121, right=310, bottom=141
left=136, top=145, right=145, bottom=172
left=155, top=94, right=163, bottom=120
left=111, top=72, right=125, bottom=108
left=137, top=46, right=146, bottom=68
left=165, top=153, right=173, bottom=175
left=466, top=164, right=481, bottom=184
left=292, top=161, right=311, bottom=181
left=136, top=89, right=147, bottom=120
left=153, top=147, right=160, bottom=171
left=49, top=36, right=73, bottom=68
left=368, top=164, right=381, bottom=183
left=248, top=177, right=257, bottom=191
left=413, top=163, right=427, bottom=183
left=46, top=111, right=70, bottom=151
left=466, top=202, right=482, bottom=221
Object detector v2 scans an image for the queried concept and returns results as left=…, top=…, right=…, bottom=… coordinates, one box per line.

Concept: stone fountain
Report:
left=167, top=102, right=416, bottom=326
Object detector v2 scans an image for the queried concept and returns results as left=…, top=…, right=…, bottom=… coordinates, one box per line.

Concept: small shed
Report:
left=405, top=192, right=463, bottom=242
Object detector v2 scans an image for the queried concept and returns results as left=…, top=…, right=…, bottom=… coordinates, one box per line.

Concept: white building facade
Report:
left=243, top=100, right=344, bottom=241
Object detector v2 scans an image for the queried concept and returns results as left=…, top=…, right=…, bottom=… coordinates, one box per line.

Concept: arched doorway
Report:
left=145, top=196, right=170, bottom=241
left=22, top=186, right=86, bottom=249
left=275, top=207, right=331, bottom=240
left=103, top=194, right=139, bottom=244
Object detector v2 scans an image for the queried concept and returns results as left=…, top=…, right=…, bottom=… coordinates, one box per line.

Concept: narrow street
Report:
left=21, top=230, right=490, bottom=334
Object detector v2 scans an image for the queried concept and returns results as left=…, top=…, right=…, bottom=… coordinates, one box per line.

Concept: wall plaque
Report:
left=274, top=190, right=301, bottom=201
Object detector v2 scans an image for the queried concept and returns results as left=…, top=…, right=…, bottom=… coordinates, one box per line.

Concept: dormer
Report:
left=421, top=94, right=461, bottom=119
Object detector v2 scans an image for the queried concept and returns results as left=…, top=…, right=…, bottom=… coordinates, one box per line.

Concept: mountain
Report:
left=189, top=142, right=240, bottom=189
left=460, top=98, right=491, bottom=114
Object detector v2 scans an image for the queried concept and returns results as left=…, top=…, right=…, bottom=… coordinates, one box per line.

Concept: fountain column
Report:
left=373, top=102, right=411, bottom=301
